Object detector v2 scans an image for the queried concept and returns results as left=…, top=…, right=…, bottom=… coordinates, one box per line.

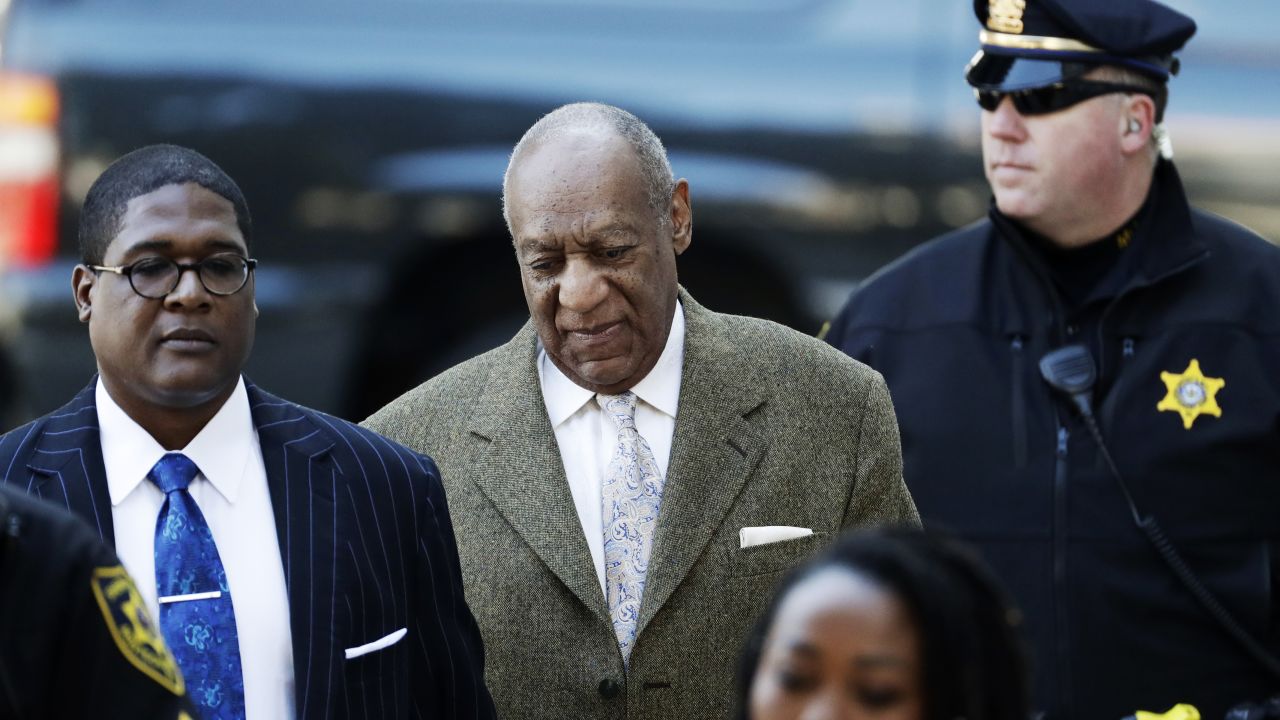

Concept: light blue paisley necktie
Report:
left=599, top=391, right=665, bottom=662
left=150, top=452, right=246, bottom=720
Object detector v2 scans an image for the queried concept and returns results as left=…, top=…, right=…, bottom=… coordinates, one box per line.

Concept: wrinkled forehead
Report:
left=110, top=182, right=246, bottom=257
left=507, top=132, right=651, bottom=230
left=512, top=131, right=644, bottom=198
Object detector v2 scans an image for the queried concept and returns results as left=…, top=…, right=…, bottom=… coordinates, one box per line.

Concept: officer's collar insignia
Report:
left=90, top=565, right=186, bottom=696
left=1114, top=224, right=1134, bottom=249
left=1156, top=359, right=1225, bottom=429
left=987, top=0, right=1027, bottom=34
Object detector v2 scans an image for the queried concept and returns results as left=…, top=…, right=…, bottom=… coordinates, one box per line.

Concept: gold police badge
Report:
left=987, top=0, right=1027, bottom=34
left=90, top=565, right=185, bottom=695
left=1156, top=359, right=1225, bottom=430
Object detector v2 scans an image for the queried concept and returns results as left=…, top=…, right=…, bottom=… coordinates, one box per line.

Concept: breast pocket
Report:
left=343, top=626, right=409, bottom=697
left=344, top=627, right=407, bottom=660
left=728, top=532, right=831, bottom=578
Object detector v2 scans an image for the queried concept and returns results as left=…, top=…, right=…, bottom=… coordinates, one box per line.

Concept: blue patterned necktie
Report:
left=599, top=391, right=665, bottom=663
left=150, top=452, right=246, bottom=719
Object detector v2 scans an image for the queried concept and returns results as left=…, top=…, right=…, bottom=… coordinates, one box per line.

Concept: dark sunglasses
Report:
left=975, top=80, right=1153, bottom=116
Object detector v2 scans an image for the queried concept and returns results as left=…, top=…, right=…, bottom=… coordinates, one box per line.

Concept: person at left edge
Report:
left=0, top=483, right=198, bottom=719
left=0, top=144, right=495, bottom=720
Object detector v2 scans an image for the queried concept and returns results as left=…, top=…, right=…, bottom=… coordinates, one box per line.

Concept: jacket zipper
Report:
left=1054, top=424, right=1075, bottom=717
left=1094, top=246, right=1204, bottom=382
left=1011, top=336, right=1027, bottom=468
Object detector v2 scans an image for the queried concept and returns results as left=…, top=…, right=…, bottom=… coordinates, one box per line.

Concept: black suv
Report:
left=1, top=0, right=1276, bottom=426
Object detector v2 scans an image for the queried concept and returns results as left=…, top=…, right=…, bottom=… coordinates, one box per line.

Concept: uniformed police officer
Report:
left=0, top=485, right=195, bottom=718
left=825, top=0, right=1280, bottom=717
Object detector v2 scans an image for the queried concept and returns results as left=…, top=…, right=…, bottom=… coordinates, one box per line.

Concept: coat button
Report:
left=598, top=679, right=622, bottom=699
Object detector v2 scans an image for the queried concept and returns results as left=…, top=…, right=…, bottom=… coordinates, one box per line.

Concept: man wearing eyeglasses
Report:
left=0, top=145, right=495, bottom=719
left=824, top=1, right=1280, bottom=718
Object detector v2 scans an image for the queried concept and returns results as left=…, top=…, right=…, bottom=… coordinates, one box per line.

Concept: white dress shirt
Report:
left=97, top=377, right=296, bottom=720
left=538, top=301, right=685, bottom=596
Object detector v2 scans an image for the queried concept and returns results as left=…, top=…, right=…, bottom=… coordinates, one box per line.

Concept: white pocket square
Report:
left=739, top=526, right=813, bottom=549
left=344, top=627, right=408, bottom=660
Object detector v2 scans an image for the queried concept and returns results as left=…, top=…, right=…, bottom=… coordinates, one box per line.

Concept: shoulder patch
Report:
left=90, top=565, right=185, bottom=696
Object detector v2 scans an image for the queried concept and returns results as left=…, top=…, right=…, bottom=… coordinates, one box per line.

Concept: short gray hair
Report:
left=1090, top=65, right=1169, bottom=161
left=1092, top=65, right=1169, bottom=123
left=502, top=102, right=675, bottom=232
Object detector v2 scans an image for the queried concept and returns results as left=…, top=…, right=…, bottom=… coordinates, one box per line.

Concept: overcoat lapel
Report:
left=636, top=292, right=768, bottom=636
left=461, top=291, right=772, bottom=636
left=249, top=383, right=342, bottom=720
left=466, top=323, right=609, bottom=626
left=24, top=382, right=116, bottom=544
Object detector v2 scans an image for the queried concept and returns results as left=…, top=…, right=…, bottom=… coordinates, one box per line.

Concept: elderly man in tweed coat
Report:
left=363, top=103, right=918, bottom=719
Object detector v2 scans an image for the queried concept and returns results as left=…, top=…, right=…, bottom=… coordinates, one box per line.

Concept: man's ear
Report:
left=72, top=264, right=96, bottom=323
left=671, top=179, right=692, bottom=256
left=1120, top=93, right=1157, bottom=155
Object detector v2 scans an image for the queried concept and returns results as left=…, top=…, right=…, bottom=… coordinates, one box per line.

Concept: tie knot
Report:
left=148, top=453, right=200, bottom=494
left=599, top=391, right=638, bottom=429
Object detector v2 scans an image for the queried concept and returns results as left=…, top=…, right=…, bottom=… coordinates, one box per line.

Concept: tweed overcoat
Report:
left=363, top=289, right=918, bottom=719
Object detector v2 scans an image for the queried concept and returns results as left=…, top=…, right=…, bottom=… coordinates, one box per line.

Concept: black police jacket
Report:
left=0, top=486, right=195, bottom=719
left=826, top=160, right=1280, bottom=720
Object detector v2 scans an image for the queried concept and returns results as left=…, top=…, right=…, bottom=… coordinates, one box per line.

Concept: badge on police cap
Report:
left=1156, top=359, right=1224, bottom=430
left=986, top=0, right=1026, bottom=34
left=90, top=565, right=186, bottom=695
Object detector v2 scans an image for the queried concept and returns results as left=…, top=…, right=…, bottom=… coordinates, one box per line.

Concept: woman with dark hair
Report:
left=740, top=527, right=1029, bottom=720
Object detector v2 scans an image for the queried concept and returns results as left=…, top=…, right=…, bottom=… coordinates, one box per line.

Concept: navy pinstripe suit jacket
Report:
left=0, top=380, right=496, bottom=720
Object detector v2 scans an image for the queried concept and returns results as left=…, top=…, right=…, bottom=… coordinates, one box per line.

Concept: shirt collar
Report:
left=627, top=300, right=684, bottom=418
left=539, top=300, right=685, bottom=427
left=97, top=376, right=255, bottom=506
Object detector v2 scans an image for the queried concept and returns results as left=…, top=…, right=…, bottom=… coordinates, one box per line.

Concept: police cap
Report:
left=966, top=0, right=1196, bottom=91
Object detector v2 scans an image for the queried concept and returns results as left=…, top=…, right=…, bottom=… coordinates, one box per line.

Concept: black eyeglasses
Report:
left=975, top=80, right=1152, bottom=116
left=89, top=253, right=257, bottom=299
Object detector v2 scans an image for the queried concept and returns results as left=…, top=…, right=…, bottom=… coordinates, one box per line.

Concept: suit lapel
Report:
left=637, top=292, right=768, bottom=636
left=249, top=383, right=341, bottom=720
left=467, top=323, right=610, bottom=625
left=25, top=382, right=116, bottom=544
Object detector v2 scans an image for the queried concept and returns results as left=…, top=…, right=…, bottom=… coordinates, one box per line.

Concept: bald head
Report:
left=502, top=103, right=675, bottom=233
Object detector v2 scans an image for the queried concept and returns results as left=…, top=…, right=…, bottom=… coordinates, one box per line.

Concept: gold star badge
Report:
left=1156, top=359, right=1225, bottom=430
